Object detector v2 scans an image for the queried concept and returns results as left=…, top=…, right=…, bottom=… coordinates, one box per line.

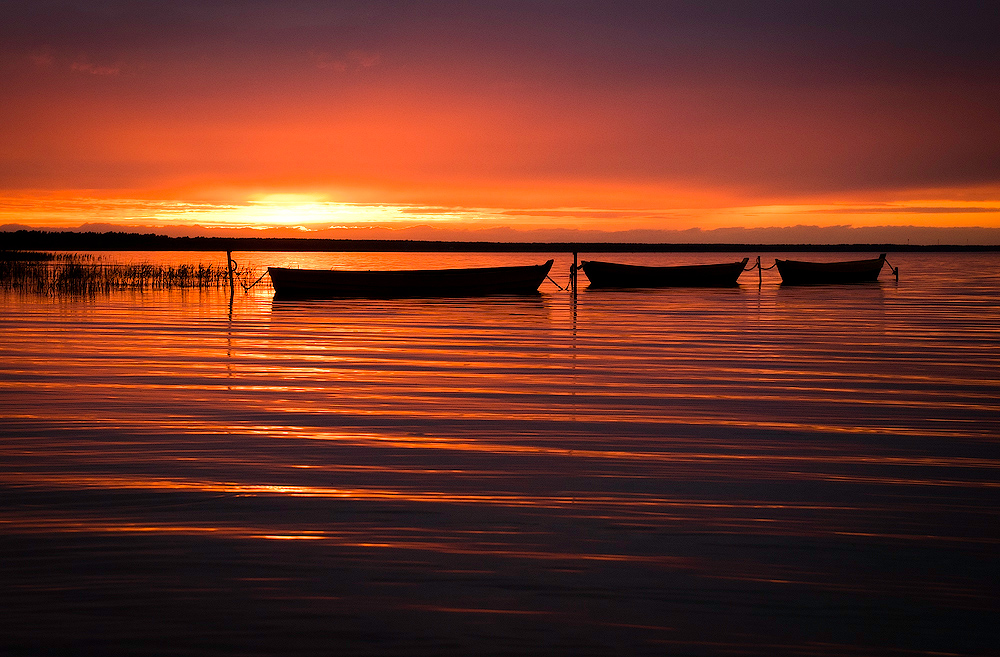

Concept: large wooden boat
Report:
left=268, top=260, right=554, bottom=298
left=774, top=253, right=886, bottom=285
left=580, top=258, right=748, bottom=288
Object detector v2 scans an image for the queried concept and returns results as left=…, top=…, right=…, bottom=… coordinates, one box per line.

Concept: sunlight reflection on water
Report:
left=1, top=251, right=999, bottom=656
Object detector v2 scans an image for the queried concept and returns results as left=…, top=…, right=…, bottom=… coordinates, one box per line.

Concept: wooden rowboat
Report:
left=267, top=260, right=554, bottom=298
left=580, top=258, right=749, bottom=288
left=774, top=253, right=886, bottom=285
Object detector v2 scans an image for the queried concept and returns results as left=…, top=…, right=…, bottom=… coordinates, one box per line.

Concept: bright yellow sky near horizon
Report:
left=3, top=192, right=999, bottom=237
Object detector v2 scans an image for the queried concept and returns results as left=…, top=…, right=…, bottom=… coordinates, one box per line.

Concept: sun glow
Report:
left=239, top=195, right=405, bottom=227
left=2, top=190, right=999, bottom=242
left=0, top=194, right=480, bottom=231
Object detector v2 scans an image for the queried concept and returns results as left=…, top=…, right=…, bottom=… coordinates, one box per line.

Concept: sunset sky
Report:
left=2, top=1, right=1000, bottom=241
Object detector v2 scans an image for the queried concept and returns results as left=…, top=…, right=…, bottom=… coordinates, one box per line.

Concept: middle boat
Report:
left=268, top=260, right=554, bottom=298
left=580, top=258, right=749, bottom=288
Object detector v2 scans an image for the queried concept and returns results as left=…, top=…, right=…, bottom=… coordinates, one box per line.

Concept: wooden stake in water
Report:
left=226, top=251, right=235, bottom=298
left=572, top=251, right=578, bottom=295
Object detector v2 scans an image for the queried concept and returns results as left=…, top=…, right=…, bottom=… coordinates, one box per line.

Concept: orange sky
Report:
left=2, top=2, right=1000, bottom=241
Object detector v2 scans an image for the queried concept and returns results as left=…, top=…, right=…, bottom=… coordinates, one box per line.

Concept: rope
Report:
left=229, top=257, right=269, bottom=291
left=883, top=257, right=899, bottom=280
left=743, top=258, right=776, bottom=271
left=546, top=273, right=566, bottom=291
left=238, top=270, right=270, bottom=291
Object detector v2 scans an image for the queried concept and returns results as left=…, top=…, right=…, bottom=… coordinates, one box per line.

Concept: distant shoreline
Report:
left=3, top=229, right=999, bottom=252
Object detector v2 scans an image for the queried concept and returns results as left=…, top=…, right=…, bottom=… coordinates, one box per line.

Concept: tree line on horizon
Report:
left=1, top=229, right=997, bottom=252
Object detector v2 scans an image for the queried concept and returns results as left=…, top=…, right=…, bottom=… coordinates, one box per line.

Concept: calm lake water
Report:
left=2, top=251, right=998, bottom=656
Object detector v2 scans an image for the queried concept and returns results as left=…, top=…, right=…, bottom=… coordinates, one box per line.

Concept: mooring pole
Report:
left=757, top=255, right=762, bottom=288
left=226, top=250, right=235, bottom=298
left=571, top=251, right=578, bottom=295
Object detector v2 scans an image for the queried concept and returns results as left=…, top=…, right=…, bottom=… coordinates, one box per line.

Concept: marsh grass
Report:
left=0, top=252, right=260, bottom=295
left=0, top=250, right=56, bottom=262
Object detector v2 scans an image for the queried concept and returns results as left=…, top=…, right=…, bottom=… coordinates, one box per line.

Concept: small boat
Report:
left=774, top=253, right=886, bottom=285
left=580, top=258, right=749, bottom=288
left=268, top=260, right=554, bottom=298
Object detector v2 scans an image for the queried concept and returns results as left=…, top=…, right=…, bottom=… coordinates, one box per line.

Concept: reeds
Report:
left=0, top=250, right=56, bottom=262
left=0, top=252, right=260, bottom=295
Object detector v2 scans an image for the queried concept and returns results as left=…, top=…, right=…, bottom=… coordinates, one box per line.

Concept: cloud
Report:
left=70, top=58, right=122, bottom=76
left=28, top=48, right=55, bottom=68
left=310, top=49, right=380, bottom=72
left=809, top=206, right=1000, bottom=214
left=22, top=47, right=122, bottom=75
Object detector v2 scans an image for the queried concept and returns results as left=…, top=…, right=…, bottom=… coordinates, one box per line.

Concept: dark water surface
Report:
left=2, top=252, right=998, bottom=656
